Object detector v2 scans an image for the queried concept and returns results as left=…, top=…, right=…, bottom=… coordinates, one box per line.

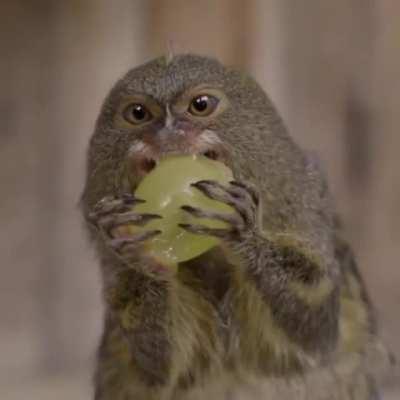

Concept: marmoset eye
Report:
left=123, top=103, right=153, bottom=124
left=188, top=95, right=219, bottom=117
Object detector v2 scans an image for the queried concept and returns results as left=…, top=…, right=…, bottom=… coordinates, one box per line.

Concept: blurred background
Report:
left=1, top=1, right=399, bottom=398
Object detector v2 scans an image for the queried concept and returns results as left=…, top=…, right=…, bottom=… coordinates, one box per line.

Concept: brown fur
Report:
left=81, top=54, right=391, bottom=399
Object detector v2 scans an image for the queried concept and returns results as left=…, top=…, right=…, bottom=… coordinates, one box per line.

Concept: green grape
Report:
left=127, top=155, right=233, bottom=267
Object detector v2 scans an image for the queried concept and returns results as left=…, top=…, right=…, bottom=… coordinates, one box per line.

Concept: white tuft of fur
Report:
left=165, top=104, right=175, bottom=130
left=128, top=140, right=148, bottom=155
left=198, top=130, right=223, bottom=147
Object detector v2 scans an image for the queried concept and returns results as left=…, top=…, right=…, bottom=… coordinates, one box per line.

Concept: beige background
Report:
left=0, top=1, right=398, bottom=398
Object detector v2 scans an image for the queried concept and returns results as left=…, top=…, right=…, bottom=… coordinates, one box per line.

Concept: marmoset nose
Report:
left=158, top=125, right=185, bottom=138
left=154, top=120, right=200, bottom=154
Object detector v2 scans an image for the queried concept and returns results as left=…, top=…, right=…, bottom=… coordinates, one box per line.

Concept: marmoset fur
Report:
left=81, top=54, right=391, bottom=400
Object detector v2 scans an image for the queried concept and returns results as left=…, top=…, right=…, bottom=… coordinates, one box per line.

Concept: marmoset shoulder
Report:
left=81, top=54, right=392, bottom=400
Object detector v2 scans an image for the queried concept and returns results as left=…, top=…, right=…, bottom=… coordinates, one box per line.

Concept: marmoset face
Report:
left=115, top=84, right=231, bottom=181
left=92, top=55, right=276, bottom=189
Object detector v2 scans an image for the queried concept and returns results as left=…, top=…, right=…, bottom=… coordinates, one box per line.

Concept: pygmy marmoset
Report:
left=81, top=54, right=391, bottom=400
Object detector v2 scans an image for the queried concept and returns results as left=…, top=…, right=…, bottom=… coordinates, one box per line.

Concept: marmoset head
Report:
left=83, top=54, right=308, bottom=223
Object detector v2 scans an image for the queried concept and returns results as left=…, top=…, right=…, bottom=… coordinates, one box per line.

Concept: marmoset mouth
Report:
left=139, top=157, right=157, bottom=174
left=202, top=149, right=219, bottom=161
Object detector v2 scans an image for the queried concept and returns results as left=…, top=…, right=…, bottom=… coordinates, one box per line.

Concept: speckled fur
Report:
left=81, top=54, right=391, bottom=399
